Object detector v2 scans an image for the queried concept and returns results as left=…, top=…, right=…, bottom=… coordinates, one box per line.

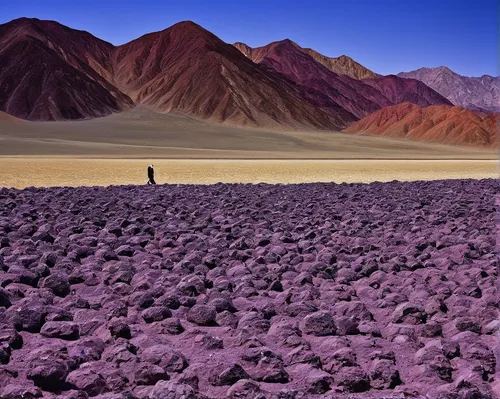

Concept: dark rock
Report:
left=211, top=364, right=250, bottom=386
left=141, top=306, right=172, bottom=323
left=186, top=305, right=217, bottom=326
left=40, top=321, right=79, bottom=340
left=301, top=311, right=336, bottom=336
left=0, top=384, right=43, bottom=399
left=108, top=319, right=131, bottom=339
left=66, top=368, right=107, bottom=396
left=134, top=362, right=169, bottom=385
left=41, top=274, right=70, bottom=297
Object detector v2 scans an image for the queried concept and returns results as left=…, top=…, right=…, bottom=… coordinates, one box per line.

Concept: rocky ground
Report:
left=0, top=179, right=498, bottom=399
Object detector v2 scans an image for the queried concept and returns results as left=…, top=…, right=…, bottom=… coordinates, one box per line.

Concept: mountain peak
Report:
left=168, top=20, right=203, bottom=30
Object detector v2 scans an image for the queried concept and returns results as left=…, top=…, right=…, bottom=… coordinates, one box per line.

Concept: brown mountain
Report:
left=0, top=18, right=133, bottom=120
left=398, top=66, right=500, bottom=113
left=234, top=41, right=377, bottom=79
left=343, top=102, right=499, bottom=147
left=0, top=17, right=468, bottom=137
left=233, top=39, right=390, bottom=119
left=111, top=22, right=349, bottom=130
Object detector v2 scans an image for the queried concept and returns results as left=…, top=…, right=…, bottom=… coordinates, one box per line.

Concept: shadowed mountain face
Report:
left=343, top=102, right=499, bottom=147
left=362, top=75, right=454, bottom=108
left=0, top=18, right=134, bottom=120
left=398, top=67, right=500, bottom=113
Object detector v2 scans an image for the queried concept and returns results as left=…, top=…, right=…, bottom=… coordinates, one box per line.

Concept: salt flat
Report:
left=0, top=159, right=497, bottom=189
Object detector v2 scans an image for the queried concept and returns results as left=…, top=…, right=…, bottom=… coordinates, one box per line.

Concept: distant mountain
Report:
left=234, top=40, right=451, bottom=118
left=397, top=67, right=500, bottom=112
left=0, top=18, right=133, bottom=120
left=234, top=41, right=377, bottom=79
left=343, top=102, right=499, bottom=147
left=234, top=39, right=389, bottom=119
left=111, top=22, right=348, bottom=130
left=363, top=75, right=454, bottom=108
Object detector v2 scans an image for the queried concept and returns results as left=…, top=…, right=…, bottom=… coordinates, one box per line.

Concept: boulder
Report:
left=301, top=311, right=336, bottom=336
left=40, top=321, right=79, bottom=340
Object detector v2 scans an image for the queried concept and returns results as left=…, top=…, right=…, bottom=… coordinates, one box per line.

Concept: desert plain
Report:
left=0, top=108, right=497, bottom=188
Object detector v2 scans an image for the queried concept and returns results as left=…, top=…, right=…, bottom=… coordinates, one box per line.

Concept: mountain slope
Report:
left=343, top=102, right=499, bottom=147
left=0, top=18, right=133, bottom=120
left=299, top=50, right=378, bottom=80
left=111, top=22, right=349, bottom=130
left=234, top=39, right=391, bottom=119
left=362, top=75, right=454, bottom=108
left=398, top=66, right=500, bottom=112
left=234, top=40, right=451, bottom=119
left=234, top=41, right=378, bottom=79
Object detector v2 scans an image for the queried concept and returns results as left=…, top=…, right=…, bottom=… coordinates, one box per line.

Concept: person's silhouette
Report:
left=147, top=164, right=156, bottom=185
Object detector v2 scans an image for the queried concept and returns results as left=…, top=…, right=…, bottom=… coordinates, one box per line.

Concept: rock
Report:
left=194, top=334, right=223, bottom=350
left=369, top=359, right=402, bottom=389
left=208, top=297, right=236, bottom=313
left=14, top=308, right=46, bottom=333
left=211, top=364, right=250, bottom=386
left=40, top=274, right=70, bottom=297
left=216, top=311, right=238, bottom=328
left=0, top=325, right=22, bottom=350
left=0, top=346, right=10, bottom=364
left=455, top=317, right=481, bottom=333
left=483, top=319, right=500, bottom=334
left=68, top=338, right=105, bottom=365
left=301, top=311, right=336, bottom=336
left=0, top=288, right=12, bottom=308
left=0, top=384, right=43, bottom=399
left=40, top=321, right=79, bottom=340
left=27, top=358, right=70, bottom=392
left=149, top=381, right=197, bottom=399
left=226, top=379, right=264, bottom=399
left=158, top=318, right=184, bottom=335
left=66, top=368, right=107, bottom=396
left=186, top=305, right=217, bottom=326
left=391, top=302, right=427, bottom=324
left=141, top=306, right=172, bottom=323
left=336, top=316, right=360, bottom=336
left=134, top=363, right=169, bottom=385
left=108, top=319, right=131, bottom=339
left=334, top=367, right=370, bottom=393
left=305, top=368, right=332, bottom=394
left=140, top=345, right=188, bottom=373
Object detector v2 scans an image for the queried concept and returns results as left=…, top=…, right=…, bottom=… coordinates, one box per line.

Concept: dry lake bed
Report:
left=0, top=158, right=497, bottom=189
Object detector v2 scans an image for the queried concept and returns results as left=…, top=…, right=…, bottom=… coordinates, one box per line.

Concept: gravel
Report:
left=0, top=179, right=498, bottom=399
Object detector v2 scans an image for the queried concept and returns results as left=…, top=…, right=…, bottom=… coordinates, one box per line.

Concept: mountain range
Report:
left=0, top=17, right=498, bottom=147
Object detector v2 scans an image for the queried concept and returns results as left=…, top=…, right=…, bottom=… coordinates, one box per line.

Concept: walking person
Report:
left=147, top=164, right=156, bottom=185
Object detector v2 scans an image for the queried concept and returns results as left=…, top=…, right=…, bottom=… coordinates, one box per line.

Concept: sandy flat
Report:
left=0, top=159, right=497, bottom=189
left=0, top=107, right=496, bottom=159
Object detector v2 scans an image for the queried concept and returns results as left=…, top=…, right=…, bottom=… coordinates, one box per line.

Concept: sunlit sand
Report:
left=0, top=158, right=497, bottom=189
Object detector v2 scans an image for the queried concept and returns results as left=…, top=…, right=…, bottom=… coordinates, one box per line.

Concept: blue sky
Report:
left=0, top=0, right=497, bottom=77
